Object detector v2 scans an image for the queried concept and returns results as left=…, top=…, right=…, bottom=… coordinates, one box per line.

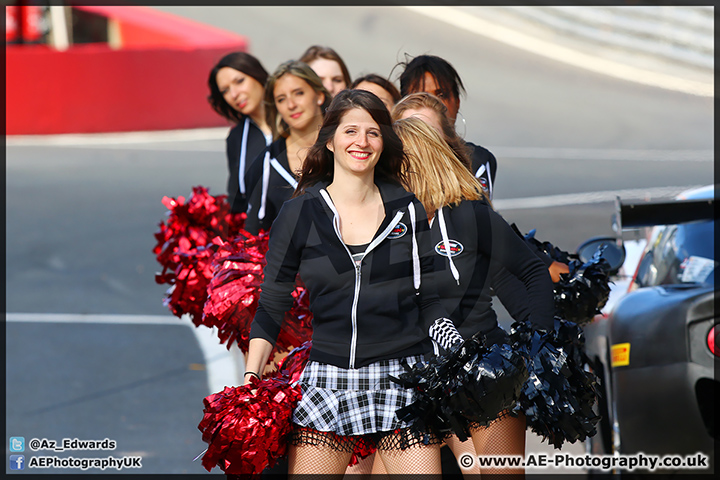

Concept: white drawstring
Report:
left=270, top=158, right=298, bottom=189
left=485, top=161, right=493, bottom=199
left=258, top=150, right=271, bottom=220
left=437, top=207, right=460, bottom=285
left=238, top=117, right=250, bottom=195
left=408, top=202, right=421, bottom=290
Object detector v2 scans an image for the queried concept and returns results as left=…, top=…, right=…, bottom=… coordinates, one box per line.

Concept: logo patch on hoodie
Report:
left=388, top=222, right=407, bottom=239
left=478, top=177, right=489, bottom=192
left=435, top=240, right=464, bottom=257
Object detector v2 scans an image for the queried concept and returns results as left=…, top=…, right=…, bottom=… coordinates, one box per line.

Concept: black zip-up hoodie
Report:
left=249, top=179, right=448, bottom=369
left=427, top=199, right=554, bottom=339
left=226, top=117, right=272, bottom=214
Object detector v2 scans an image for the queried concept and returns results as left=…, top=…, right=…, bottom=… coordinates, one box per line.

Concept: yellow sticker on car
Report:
left=611, top=343, right=630, bottom=367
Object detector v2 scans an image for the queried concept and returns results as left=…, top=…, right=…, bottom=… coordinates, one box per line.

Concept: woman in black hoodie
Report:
left=244, top=90, right=461, bottom=475
left=395, top=117, right=554, bottom=477
left=207, top=52, right=272, bottom=213
left=244, top=60, right=331, bottom=234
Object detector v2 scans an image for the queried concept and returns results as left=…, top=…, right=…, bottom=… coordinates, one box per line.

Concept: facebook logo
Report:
left=9, top=455, right=25, bottom=470
left=9, top=437, right=25, bottom=452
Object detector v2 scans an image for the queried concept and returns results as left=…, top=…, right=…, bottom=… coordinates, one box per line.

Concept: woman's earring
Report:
left=455, top=111, right=467, bottom=139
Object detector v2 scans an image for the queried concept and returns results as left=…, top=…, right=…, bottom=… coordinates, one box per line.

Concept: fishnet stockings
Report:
left=471, top=412, right=526, bottom=476
left=289, top=442, right=353, bottom=477
left=376, top=439, right=441, bottom=475
left=290, top=440, right=441, bottom=476
left=291, top=426, right=441, bottom=476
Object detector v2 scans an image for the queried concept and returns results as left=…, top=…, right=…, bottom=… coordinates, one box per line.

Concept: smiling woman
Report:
left=243, top=89, right=458, bottom=475
left=244, top=61, right=331, bottom=234
left=326, top=108, right=383, bottom=180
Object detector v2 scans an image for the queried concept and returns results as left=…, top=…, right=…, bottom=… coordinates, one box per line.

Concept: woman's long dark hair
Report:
left=294, top=89, right=406, bottom=196
left=207, top=52, right=269, bottom=123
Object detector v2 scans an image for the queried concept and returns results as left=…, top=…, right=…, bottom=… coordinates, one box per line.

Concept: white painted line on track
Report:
left=6, top=312, right=240, bottom=395
left=5, top=126, right=230, bottom=147
left=192, top=324, right=244, bottom=394
left=491, top=147, right=713, bottom=162
left=5, top=312, right=183, bottom=325
left=406, top=6, right=713, bottom=97
left=493, top=185, right=702, bottom=210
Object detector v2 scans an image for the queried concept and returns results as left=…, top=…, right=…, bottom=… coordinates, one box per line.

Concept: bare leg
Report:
left=471, top=412, right=526, bottom=477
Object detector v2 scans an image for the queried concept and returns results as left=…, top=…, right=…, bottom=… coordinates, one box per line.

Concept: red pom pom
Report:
left=348, top=441, right=377, bottom=466
left=153, top=186, right=245, bottom=325
left=202, top=232, right=269, bottom=348
left=198, top=377, right=302, bottom=475
left=199, top=342, right=376, bottom=472
left=202, top=234, right=313, bottom=362
left=276, top=280, right=313, bottom=354
left=276, top=341, right=312, bottom=383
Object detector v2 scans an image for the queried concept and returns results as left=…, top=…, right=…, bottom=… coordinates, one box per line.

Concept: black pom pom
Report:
left=510, top=224, right=613, bottom=325
left=510, top=319, right=601, bottom=449
left=554, top=248, right=612, bottom=325
left=391, top=333, right=528, bottom=441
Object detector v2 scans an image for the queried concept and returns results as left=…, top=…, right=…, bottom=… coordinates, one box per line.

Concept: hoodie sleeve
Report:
left=248, top=197, right=304, bottom=345
left=474, top=201, right=555, bottom=330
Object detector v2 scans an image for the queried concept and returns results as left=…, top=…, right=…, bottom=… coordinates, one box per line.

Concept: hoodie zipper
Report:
left=319, top=188, right=405, bottom=369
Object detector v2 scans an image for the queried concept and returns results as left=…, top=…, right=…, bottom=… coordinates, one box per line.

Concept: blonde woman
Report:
left=394, top=117, right=555, bottom=477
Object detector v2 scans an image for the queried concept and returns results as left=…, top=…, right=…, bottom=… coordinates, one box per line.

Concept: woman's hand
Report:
left=243, top=337, right=274, bottom=385
left=548, top=261, right=570, bottom=283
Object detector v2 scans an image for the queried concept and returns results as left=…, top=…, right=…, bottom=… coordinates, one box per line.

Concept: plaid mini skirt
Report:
left=292, top=356, right=424, bottom=437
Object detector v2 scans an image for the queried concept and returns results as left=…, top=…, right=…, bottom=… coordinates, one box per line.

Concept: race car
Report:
left=581, top=185, right=716, bottom=474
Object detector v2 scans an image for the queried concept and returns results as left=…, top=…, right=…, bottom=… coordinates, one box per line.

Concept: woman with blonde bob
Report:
left=394, top=117, right=555, bottom=477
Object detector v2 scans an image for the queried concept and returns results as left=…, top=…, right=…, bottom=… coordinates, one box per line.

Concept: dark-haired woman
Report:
left=397, top=54, right=498, bottom=200
left=208, top=52, right=272, bottom=213
left=243, top=89, right=460, bottom=475
left=244, top=61, right=330, bottom=234
left=350, top=73, right=401, bottom=111
left=300, top=45, right=352, bottom=98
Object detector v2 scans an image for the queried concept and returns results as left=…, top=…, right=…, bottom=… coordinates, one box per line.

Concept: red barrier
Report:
left=6, top=6, right=248, bottom=135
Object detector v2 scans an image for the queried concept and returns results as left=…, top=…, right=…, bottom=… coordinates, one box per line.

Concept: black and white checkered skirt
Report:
left=292, top=356, right=424, bottom=437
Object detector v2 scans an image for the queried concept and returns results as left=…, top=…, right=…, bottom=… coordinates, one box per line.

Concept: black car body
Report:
left=583, top=185, right=716, bottom=474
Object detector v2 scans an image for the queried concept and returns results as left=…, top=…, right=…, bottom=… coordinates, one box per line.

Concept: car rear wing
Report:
left=614, top=196, right=714, bottom=230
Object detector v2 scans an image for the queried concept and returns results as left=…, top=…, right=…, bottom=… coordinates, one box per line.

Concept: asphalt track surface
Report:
left=5, top=6, right=713, bottom=476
